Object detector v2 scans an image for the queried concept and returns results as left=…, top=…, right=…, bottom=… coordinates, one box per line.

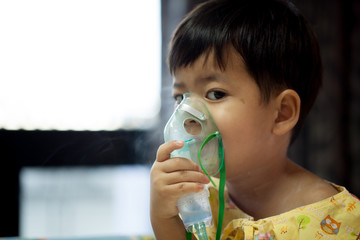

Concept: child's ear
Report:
left=272, top=89, right=300, bottom=136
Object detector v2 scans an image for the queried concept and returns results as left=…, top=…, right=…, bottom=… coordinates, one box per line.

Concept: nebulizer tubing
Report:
left=186, top=131, right=225, bottom=240
left=183, top=132, right=225, bottom=240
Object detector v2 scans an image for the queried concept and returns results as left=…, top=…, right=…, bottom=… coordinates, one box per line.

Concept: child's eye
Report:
left=206, top=90, right=226, bottom=100
left=174, top=94, right=183, bottom=105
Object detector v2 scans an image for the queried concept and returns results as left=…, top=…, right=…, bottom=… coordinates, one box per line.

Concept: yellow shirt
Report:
left=202, top=182, right=360, bottom=240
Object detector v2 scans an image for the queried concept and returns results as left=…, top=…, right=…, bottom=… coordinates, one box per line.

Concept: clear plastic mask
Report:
left=164, top=93, right=223, bottom=176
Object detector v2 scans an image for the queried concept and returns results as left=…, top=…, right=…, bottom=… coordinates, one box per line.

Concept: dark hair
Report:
left=168, top=0, right=323, bottom=141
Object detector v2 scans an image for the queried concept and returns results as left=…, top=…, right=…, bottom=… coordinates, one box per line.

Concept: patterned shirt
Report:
left=201, top=182, right=360, bottom=240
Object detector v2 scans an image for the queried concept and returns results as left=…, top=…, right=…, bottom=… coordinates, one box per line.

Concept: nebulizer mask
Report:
left=164, top=93, right=226, bottom=240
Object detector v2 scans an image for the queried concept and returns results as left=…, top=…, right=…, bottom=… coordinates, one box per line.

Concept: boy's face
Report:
left=172, top=50, right=280, bottom=181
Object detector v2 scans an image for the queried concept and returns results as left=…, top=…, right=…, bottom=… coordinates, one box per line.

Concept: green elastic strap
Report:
left=186, top=231, right=192, bottom=240
left=197, top=132, right=226, bottom=240
left=198, top=132, right=218, bottom=187
left=216, top=136, right=225, bottom=240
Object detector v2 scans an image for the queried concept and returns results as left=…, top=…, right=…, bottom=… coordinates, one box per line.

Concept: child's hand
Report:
left=150, top=140, right=210, bottom=220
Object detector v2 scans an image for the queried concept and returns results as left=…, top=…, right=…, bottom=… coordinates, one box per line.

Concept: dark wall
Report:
left=0, top=130, right=149, bottom=167
left=288, top=0, right=360, bottom=196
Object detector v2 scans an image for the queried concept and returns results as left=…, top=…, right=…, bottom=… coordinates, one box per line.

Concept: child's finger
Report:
left=160, top=156, right=200, bottom=173
left=156, top=140, right=184, bottom=162
left=164, top=170, right=210, bottom=185
left=165, top=182, right=205, bottom=196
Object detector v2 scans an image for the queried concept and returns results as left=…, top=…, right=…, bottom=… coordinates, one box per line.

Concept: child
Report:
left=150, top=0, right=360, bottom=239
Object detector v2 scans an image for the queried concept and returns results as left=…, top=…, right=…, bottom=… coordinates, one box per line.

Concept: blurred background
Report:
left=0, top=0, right=359, bottom=237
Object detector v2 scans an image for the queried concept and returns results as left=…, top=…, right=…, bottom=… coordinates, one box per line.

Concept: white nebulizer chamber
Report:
left=163, top=93, right=223, bottom=237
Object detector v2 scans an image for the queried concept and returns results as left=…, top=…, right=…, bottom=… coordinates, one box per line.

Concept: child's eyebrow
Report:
left=199, top=74, right=221, bottom=81
left=173, top=74, right=225, bottom=89
left=173, top=82, right=185, bottom=89
left=196, top=74, right=225, bottom=85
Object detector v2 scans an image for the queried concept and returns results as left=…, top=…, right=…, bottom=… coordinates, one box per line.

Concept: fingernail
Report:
left=197, top=184, right=204, bottom=191
left=175, top=140, right=183, bottom=146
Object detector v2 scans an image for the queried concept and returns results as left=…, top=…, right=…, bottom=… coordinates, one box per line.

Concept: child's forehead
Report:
left=174, top=48, right=247, bottom=78
left=172, top=49, right=252, bottom=90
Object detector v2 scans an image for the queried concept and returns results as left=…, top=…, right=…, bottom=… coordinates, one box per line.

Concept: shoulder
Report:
left=302, top=178, right=339, bottom=204
left=284, top=162, right=339, bottom=207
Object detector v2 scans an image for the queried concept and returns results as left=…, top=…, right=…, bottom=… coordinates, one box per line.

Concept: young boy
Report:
left=150, top=0, right=360, bottom=239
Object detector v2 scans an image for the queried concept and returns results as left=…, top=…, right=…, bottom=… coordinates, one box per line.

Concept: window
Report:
left=0, top=0, right=161, bottom=130
left=20, top=166, right=152, bottom=237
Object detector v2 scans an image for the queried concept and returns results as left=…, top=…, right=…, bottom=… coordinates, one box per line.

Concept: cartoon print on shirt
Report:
left=347, top=201, right=357, bottom=212
left=281, top=226, right=288, bottom=234
left=254, top=232, right=275, bottom=240
left=350, top=231, right=360, bottom=240
left=297, top=215, right=310, bottom=230
left=320, top=215, right=341, bottom=235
